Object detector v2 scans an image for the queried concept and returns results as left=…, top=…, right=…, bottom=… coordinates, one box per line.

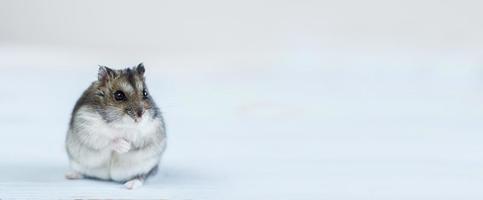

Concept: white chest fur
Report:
left=75, top=106, right=162, bottom=147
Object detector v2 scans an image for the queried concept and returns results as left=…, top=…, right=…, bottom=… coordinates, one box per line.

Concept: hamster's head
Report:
left=94, top=63, right=157, bottom=123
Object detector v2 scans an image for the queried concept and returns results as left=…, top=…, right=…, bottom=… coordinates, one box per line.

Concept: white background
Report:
left=1, top=0, right=483, bottom=199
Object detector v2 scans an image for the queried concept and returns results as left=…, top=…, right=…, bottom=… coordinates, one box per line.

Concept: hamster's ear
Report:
left=98, top=65, right=116, bottom=82
left=136, top=63, right=145, bottom=76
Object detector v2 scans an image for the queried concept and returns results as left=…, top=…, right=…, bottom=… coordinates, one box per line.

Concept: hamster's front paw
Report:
left=112, top=138, right=131, bottom=154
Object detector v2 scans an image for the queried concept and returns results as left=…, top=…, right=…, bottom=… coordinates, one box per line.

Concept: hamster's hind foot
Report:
left=65, top=170, right=83, bottom=180
left=124, top=178, right=144, bottom=190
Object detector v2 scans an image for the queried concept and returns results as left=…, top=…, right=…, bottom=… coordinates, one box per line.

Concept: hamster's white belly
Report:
left=66, top=106, right=166, bottom=182
left=68, top=141, right=165, bottom=182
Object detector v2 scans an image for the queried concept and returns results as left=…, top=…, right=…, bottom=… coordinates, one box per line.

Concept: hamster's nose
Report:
left=136, top=109, right=144, bottom=118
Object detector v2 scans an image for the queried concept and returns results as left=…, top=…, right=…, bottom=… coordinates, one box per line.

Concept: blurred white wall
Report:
left=1, top=0, right=482, bottom=54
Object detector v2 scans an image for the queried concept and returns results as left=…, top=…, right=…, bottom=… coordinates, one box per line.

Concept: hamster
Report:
left=65, top=63, right=166, bottom=189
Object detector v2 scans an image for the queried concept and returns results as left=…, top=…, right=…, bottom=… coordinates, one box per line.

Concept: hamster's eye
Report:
left=114, top=90, right=126, bottom=101
left=142, top=89, right=149, bottom=99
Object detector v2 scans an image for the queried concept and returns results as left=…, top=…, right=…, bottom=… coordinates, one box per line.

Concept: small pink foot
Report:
left=124, top=178, right=143, bottom=190
left=65, top=170, right=83, bottom=180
